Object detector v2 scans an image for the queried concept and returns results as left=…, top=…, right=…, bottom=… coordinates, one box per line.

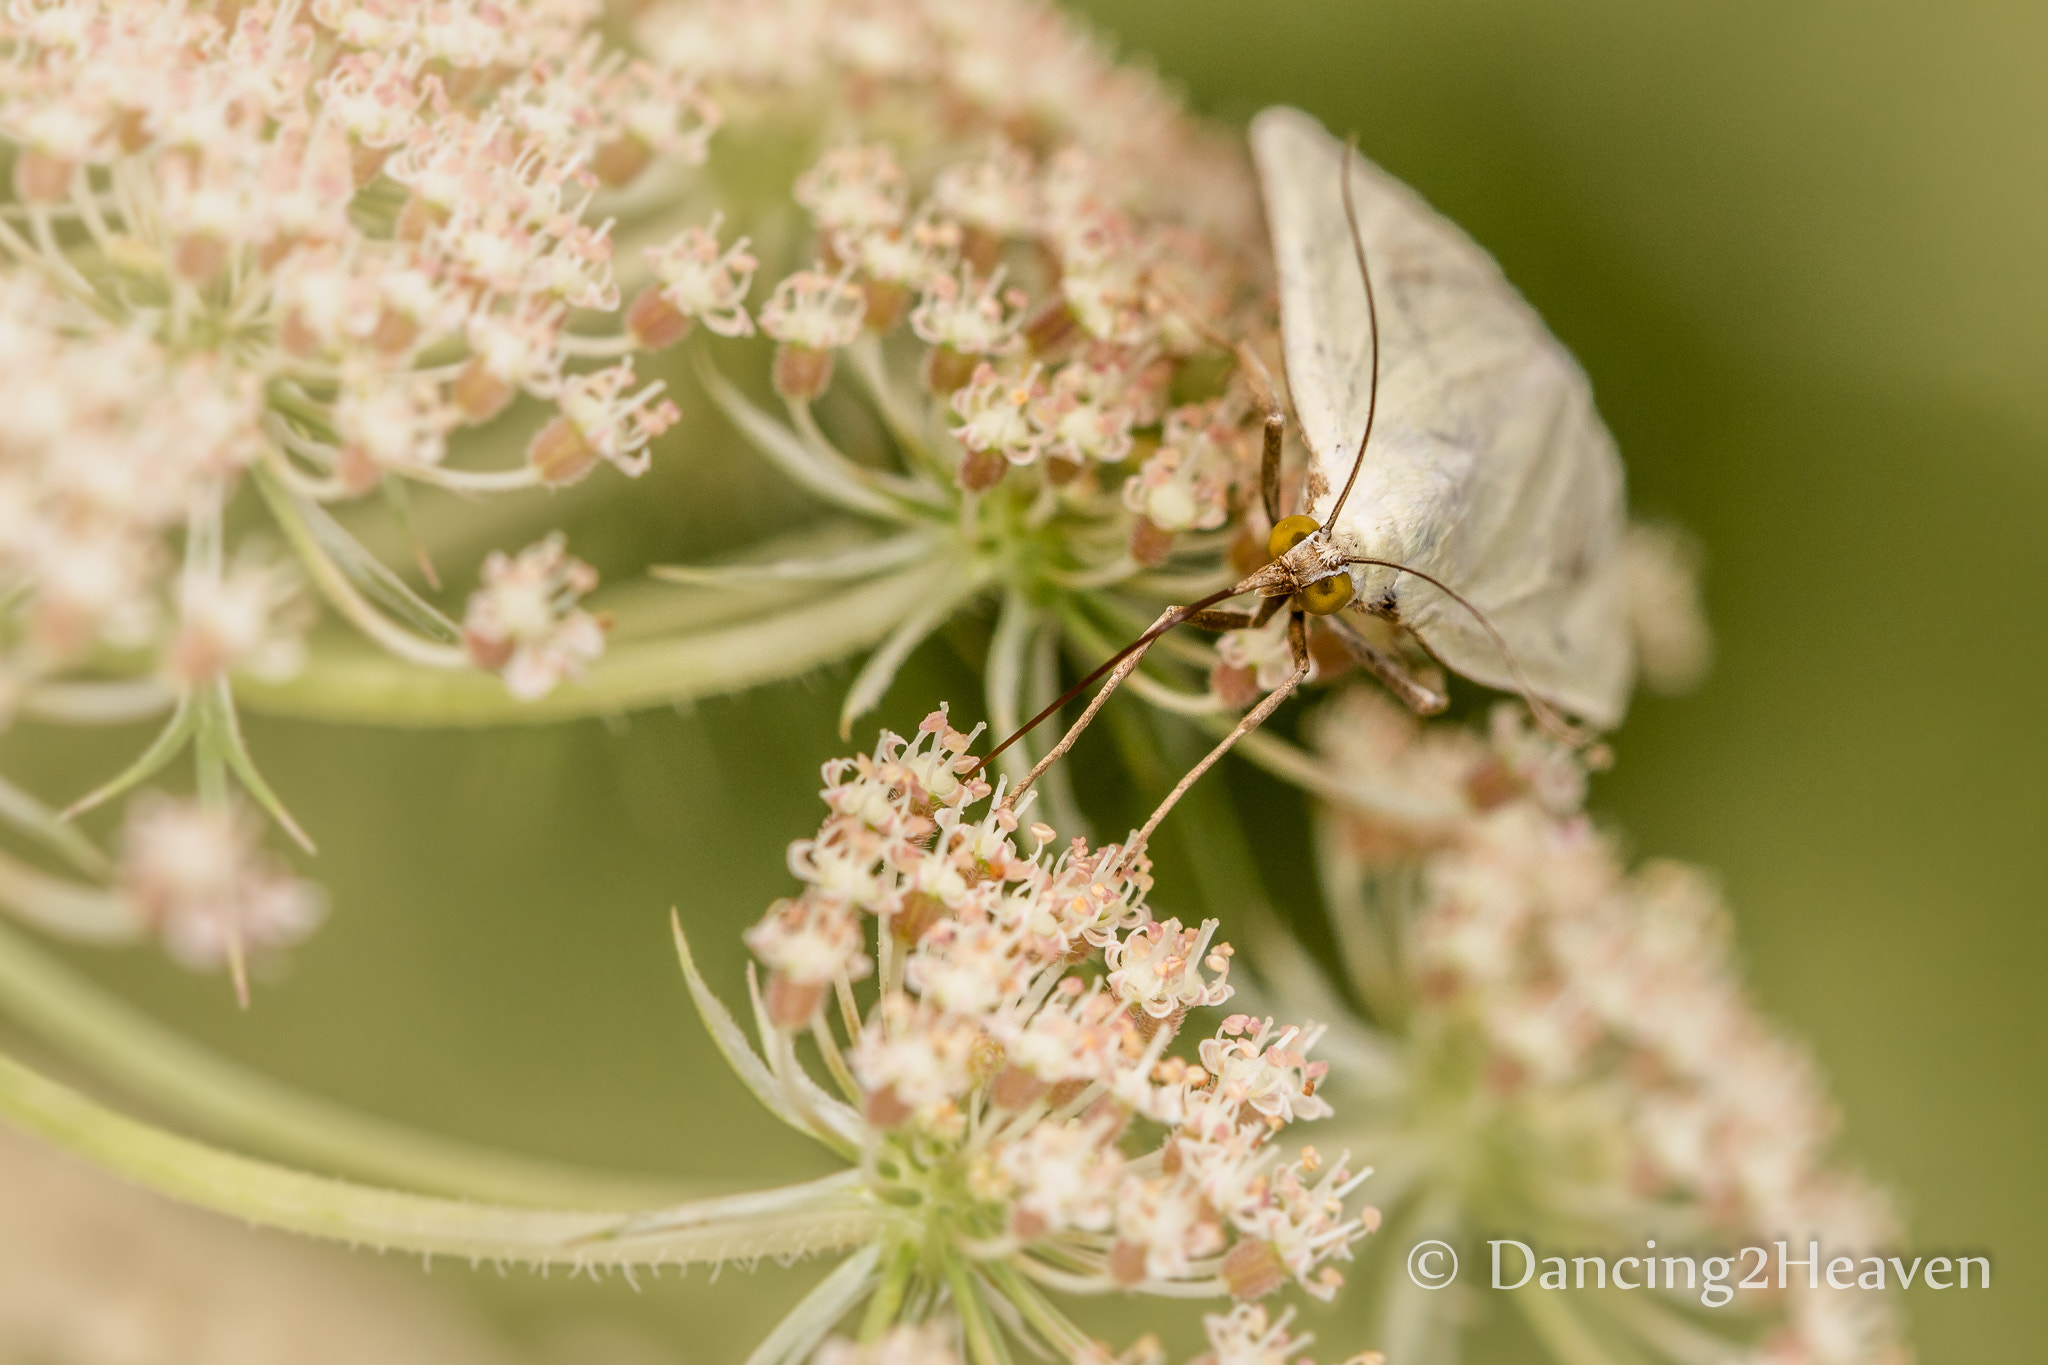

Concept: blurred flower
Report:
left=462, top=535, right=605, bottom=700
left=0, top=0, right=729, bottom=961
left=119, top=795, right=325, bottom=1002
left=1625, top=521, right=1714, bottom=694
left=1302, top=688, right=1911, bottom=1365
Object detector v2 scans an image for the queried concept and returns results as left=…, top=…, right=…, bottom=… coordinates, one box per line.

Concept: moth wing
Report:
left=1251, top=105, right=1633, bottom=728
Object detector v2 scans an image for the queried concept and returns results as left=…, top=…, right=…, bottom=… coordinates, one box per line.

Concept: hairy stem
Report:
left=0, top=920, right=695, bottom=1207
left=239, top=561, right=957, bottom=726
left=0, top=1048, right=881, bottom=1268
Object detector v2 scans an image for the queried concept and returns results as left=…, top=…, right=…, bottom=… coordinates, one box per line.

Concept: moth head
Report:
left=1258, top=514, right=1355, bottom=614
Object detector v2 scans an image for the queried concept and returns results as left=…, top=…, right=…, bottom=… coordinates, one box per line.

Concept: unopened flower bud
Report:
left=991, top=1064, right=1050, bottom=1111
left=865, top=1084, right=914, bottom=1130
left=863, top=279, right=911, bottom=330
left=593, top=133, right=654, bottom=187
left=173, top=233, right=230, bottom=285
left=765, top=974, right=827, bottom=1028
left=1210, top=662, right=1261, bottom=711
left=452, top=358, right=517, bottom=424
left=957, top=447, right=1008, bottom=492
left=13, top=149, right=72, bottom=204
left=1024, top=299, right=1080, bottom=358
left=892, top=890, right=946, bottom=945
left=527, top=414, right=602, bottom=486
left=1108, top=1240, right=1150, bottom=1286
left=626, top=285, right=693, bottom=350
left=1220, top=1238, right=1288, bottom=1301
left=772, top=345, right=832, bottom=400
left=1129, top=516, right=1174, bottom=567
left=923, top=344, right=979, bottom=394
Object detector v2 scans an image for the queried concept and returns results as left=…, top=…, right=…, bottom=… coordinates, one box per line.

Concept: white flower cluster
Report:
left=0, top=0, right=711, bottom=710
left=0, top=282, right=279, bottom=686
left=748, top=131, right=1251, bottom=524
left=711, top=707, right=1380, bottom=1359
left=634, top=0, right=1275, bottom=567
left=1312, top=689, right=1910, bottom=1365
left=0, top=0, right=742, bottom=985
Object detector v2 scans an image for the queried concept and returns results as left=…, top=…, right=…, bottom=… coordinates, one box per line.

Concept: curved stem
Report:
left=984, top=591, right=1035, bottom=789
left=256, top=466, right=469, bottom=671
left=0, top=919, right=693, bottom=1207
left=743, top=1243, right=883, bottom=1365
left=838, top=562, right=989, bottom=737
left=238, top=560, right=958, bottom=727
left=846, top=335, right=942, bottom=480
left=0, top=1047, right=881, bottom=1268
left=0, top=849, right=135, bottom=943
left=651, top=529, right=937, bottom=588
left=693, top=347, right=918, bottom=524
left=19, top=678, right=176, bottom=726
left=0, top=772, right=109, bottom=875
left=786, top=397, right=948, bottom=510
left=400, top=463, right=543, bottom=494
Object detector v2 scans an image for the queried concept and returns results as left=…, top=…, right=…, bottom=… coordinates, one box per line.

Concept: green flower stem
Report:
left=981, top=1262, right=1093, bottom=1360
left=838, top=562, right=992, bottom=736
left=19, top=677, right=176, bottom=726
left=945, top=1255, right=1011, bottom=1365
left=1312, top=803, right=1415, bottom=1031
left=0, top=773, right=108, bottom=876
left=0, top=1046, right=881, bottom=1267
left=256, top=465, right=469, bottom=672
left=239, top=560, right=957, bottom=726
left=694, top=346, right=919, bottom=524
left=741, top=1243, right=884, bottom=1365
left=0, top=919, right=696, bottom=1207
left=858, top=1239, right=921, bottom=1345
left=0, top=850, right=135, bottom=943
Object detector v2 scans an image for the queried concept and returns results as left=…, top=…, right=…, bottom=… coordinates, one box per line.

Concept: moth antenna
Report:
left=967, top=585, right=1243, bottom=778
left=1322, top=134, right=1381, bottom=532
left=1343, top=555, right=1596, bottom=748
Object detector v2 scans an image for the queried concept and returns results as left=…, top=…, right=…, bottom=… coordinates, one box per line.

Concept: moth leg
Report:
left=1287, top=607, right=1314, bottom=670
left=1128, top=613, right=1311, bottom=856
left=1232, top=341, right=1288, bottom=526
left=1324, top=614, right=1450, bottom=716
left=1183, top=607, right=1261, bottom=632
left=1186, top=585, right=1292, bottom=634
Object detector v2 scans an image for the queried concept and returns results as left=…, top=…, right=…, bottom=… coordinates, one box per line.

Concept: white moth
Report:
left=1250, top=105, right=1634, bottom=729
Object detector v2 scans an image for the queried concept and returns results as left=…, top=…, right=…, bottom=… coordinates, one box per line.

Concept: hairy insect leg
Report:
left=1123, top=613, right=1312, bottom=861
left=1185, top=590, right=1288, bottom=634
left=1229, top=340, right=1289, bottom=526
left=1183, top=608, right=1260, bottom=631
left=1323, top=614, right=1449, bottom=716
left=1004, top=608, right=1176, bottom=807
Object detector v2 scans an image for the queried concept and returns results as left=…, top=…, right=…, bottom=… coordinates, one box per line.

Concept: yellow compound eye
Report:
left=1267, top=514, right=1321, bottom=560
left=1299, top=572, right=1355, bottom=616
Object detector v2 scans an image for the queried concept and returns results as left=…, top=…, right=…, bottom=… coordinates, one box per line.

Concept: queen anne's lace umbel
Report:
left=674, top=708, right=1381, bottom=1362
left=0, top=0, right=730, bottom=985
left=1309, top=690, right=1912, bottom=1365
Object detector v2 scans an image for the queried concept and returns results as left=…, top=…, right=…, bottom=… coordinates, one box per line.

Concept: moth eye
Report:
left=1267, top=514, right=1321, bottom=559
left=1299, top=572, right=1355, bottom=616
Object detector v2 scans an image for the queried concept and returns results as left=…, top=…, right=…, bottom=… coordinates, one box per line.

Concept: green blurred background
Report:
left=8, top=0, right=2044, bottom=1359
